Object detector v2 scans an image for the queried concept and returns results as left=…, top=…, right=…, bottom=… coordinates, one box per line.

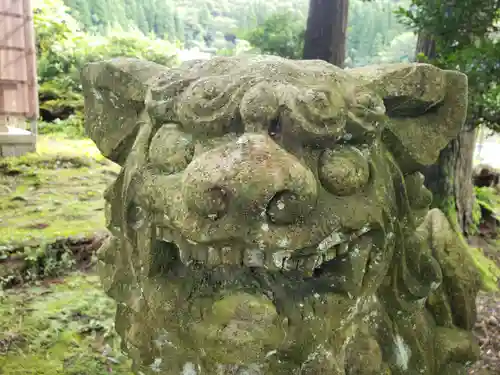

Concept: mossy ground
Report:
left=0, top=136, right=119, bottom=286
left=0, top=137, right=132, bottom=374
left=0, top=273, right=133, bottom=375
left=0, top=136, right=119, bottom=247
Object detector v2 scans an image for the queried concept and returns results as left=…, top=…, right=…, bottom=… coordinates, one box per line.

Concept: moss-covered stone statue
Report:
left=81, top=56, right=480, bottom=375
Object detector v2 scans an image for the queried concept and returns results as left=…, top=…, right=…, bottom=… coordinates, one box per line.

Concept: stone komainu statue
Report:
left=81, top=56, right=481, bottom=375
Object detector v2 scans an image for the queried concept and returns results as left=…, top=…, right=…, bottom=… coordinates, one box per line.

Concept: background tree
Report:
left=58, top=0, right=415, bottom=66
left=397, top=0, right=500, bottom=234
left=44, top=0, right=421, bottom=135
left=374, top=32, right=416, bottom=63
left=302, top=0, right=349, bottom=66
left=64, top=0, right=92, bottom=29
left=346, top=0, right=411, bottom=66
left=34, top=0, right=178, bottom=135
left=241, top=0, right=412, bottom=65
left=245, top=12, right=305, bottom=59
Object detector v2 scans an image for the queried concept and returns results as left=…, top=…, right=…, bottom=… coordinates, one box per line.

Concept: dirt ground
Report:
left=469, top=235, right=500, bottom=375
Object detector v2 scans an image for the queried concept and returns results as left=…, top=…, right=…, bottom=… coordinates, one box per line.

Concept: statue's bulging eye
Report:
left=318, top=146, right=370, bottom=196
left=148, top=123, right=194, bottom=174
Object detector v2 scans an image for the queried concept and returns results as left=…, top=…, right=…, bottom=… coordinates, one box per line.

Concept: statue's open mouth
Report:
left=154, top=224, right=381, bottom=296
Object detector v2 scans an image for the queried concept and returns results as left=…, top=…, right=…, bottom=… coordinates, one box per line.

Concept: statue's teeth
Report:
left=190, top=247, right=206, bottom=262
left=220, top=245, right=241, bottom=265
left=270, top=250, right=293, bottom=270
left=156, top=226, right=175, bottom=243
left=296, top=255, right=322, bottom=276
left=356, top=224, right=371, bottom=236
left=178, top=248, right=193, bottom=265
left=169, top=230, right=363, bottom=269
left=243, top=249, right=265, bottom=267
left=322, top=246, right=338, bottom=262
left=181, top=246, right=221, bottom=266
left=337, top=242, right=349, bottom=256
left=206, top=246, right=221, bottom=265
left=317, top=231, right=347, bottom=252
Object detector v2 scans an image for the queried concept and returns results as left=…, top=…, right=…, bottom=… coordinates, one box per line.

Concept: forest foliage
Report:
left=396, top=0, right=500, bottom=131
left=33, top=0, right=499, bottom=135
left=33, top=0, right=178, bottom=135
left=35, top=0, right=416, bottom=136
left=62, top=0, right=309, bottom=48
left=62, top=0, right=415, bottom=66
left=243, top=0, right=499, bottom=131
left=244, top=0, right=416, bottom=67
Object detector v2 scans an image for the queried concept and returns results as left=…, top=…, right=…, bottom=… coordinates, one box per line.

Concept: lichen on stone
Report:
left=81, top=55, right=480, bottom=375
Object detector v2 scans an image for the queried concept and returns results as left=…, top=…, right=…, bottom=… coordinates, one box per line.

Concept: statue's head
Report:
left=82, top=56, right=477, bottom=375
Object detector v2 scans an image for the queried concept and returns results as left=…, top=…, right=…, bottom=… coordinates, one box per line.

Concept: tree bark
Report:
left=422, top=122, right=476, bottom=235
left=415, top=32, right=437, bottom=61
left=302, top=0, right=349, bottom=67
left=414, top=31, right=476, bottom=235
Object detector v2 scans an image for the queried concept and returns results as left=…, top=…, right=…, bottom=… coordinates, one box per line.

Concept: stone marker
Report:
left=82, top=56, right=480, bottom=375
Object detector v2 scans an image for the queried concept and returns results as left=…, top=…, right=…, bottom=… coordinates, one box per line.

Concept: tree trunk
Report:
left=415, top=32, right=476, bottom=235
left=423, top=122, right=477, bottom=235
left=302, top=0, right=349, bottom=67
left=415, top=32, right=437, bottom=61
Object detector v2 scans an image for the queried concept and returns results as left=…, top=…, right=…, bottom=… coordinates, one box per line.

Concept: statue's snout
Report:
left=181, top=133, right=318, bottom=225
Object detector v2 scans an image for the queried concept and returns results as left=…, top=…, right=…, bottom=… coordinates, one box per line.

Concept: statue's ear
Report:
left=81, top=58, right=168, bottom=165
left=350, top=64, right=468, bottom=173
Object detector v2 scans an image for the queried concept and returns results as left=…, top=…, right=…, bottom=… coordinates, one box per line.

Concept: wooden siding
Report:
left=0, top=0, right=38, bottom=121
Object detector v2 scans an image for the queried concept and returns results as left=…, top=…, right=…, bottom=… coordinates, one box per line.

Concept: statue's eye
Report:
left=148, top=124, right=194, bottom=174
left=318, top=146, right=370, bottom=196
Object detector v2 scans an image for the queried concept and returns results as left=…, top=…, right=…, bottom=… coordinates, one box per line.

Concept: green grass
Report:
left=0, top=137, right=132, bottom=374
left=0, top=136, right=119, bottom=286
left=0, top=136, right=119, bottom=248
left=0, top=273, right=133, bottom=375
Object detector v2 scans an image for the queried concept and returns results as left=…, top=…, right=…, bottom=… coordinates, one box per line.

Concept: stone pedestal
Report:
left=0, top=124, right=36, bottom=157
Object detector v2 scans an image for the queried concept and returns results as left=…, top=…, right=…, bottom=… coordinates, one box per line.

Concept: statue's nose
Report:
left=181, top=134, right=318, bottom=225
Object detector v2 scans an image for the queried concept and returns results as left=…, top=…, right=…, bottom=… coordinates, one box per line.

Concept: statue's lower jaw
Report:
left=137, top=232, right=381, bottom=372
left=136, top=269, right=366, bottom=375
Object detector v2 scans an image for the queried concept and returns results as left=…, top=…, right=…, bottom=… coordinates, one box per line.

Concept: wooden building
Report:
left=0, top=0, right=38, bottom=157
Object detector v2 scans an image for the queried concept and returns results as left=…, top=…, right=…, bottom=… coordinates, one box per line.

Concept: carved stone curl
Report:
left=81, top=56, right=481, bottom=375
